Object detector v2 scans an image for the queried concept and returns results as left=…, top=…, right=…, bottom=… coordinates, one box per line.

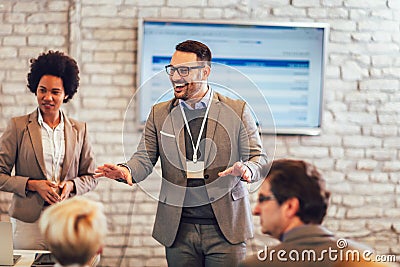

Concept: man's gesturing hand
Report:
left=94, top=163, right=133, bottom=185
left=218, top=161, right=252, bottom=182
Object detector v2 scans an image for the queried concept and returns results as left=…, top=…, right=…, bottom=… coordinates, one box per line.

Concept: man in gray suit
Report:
left=239, top=159, right=374, bottom=267
left=95, top=40, right=268, bottom=266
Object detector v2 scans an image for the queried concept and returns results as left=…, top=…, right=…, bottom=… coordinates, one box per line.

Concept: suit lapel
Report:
left=205, top=93, right=220, bottom=165
left=169, top=101, right=187, bottom=171
left=27, top=111, right=47, bottom=178
left=60, top=115, right=76, bottom=181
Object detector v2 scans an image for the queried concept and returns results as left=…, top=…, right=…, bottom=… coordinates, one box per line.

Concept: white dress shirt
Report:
left=37, top=108, right=65, bottom=183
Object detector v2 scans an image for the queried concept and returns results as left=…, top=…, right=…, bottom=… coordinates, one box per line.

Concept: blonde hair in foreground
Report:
left=39, top=196, right=107, bottom=266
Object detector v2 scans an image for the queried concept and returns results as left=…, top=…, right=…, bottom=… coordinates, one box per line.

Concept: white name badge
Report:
left=186, top=160, right=205, bottom=179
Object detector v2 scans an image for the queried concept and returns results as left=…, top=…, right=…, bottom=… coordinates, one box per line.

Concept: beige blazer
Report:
left=0, top=110, right=97, bottom=223
left=126, top=91, right=268, bottom=247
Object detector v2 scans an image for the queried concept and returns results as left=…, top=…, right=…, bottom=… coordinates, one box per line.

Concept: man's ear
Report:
left=283, top=197, right=300, bottom=218
left=203, top=65, right=211, bottom=79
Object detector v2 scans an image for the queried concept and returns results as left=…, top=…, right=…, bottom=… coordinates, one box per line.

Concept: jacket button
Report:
left=210, top=197, right=215, bottom=202
left=204, top=174, right=209, bottom=179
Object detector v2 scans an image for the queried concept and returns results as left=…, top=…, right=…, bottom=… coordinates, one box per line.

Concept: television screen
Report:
left=136, top=18, right=329, bottom=135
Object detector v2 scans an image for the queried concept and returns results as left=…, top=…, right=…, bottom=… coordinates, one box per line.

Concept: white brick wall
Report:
left=1, top=0, right=400, bottom=266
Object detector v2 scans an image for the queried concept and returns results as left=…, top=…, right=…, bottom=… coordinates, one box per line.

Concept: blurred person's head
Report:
left=253, top=159, right=330, bottom=240
left=39, top=196, right=107, bottom=266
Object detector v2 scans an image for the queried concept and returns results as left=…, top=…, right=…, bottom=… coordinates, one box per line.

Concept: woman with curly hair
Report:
left=0, top=51, right=98, bottom=249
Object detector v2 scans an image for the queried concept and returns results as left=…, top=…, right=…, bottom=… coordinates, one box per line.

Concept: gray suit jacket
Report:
left=239, top=225, right=372, bottom=267
left=0, top=110, right=97, bottom=222
left=127, top=91, right=268, bottom=247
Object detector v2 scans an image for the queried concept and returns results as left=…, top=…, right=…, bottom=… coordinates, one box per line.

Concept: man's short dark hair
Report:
left=261, top=159, right=330, bottom=224
left=27, top=50, right=80, bottom=103
left=175, top=40, right=212, bottom=66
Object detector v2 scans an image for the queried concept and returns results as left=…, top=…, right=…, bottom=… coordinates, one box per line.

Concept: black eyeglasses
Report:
left=165, top=65, right=205, bottom=77
left=258, top=194, right=276, bottom=204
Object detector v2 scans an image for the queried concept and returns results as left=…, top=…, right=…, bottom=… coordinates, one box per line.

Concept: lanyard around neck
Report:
left=179, top=91, right=213, bottom=163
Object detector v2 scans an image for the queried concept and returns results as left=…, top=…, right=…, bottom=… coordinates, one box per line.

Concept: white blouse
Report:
left=37, top=109, right=65, bottom=184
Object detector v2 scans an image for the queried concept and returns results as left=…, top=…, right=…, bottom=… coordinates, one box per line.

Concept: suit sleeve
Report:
left=70, top=122, right=98, bottom=195
left=126, top=105, right=159, bottom=183
left=240, top=103, right=268, bottom=182
left=0, top=119, right=30, bottom=197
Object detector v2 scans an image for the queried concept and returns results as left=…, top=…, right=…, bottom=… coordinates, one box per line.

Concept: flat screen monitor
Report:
left=136, top=18, right=329, bottom=135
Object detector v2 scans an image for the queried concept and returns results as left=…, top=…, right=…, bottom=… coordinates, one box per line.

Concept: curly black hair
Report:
left=27, top=50, right=79, bottom=103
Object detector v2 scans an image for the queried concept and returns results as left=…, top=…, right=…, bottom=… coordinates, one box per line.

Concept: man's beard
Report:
left=173, top=80, right=203, bottom=101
